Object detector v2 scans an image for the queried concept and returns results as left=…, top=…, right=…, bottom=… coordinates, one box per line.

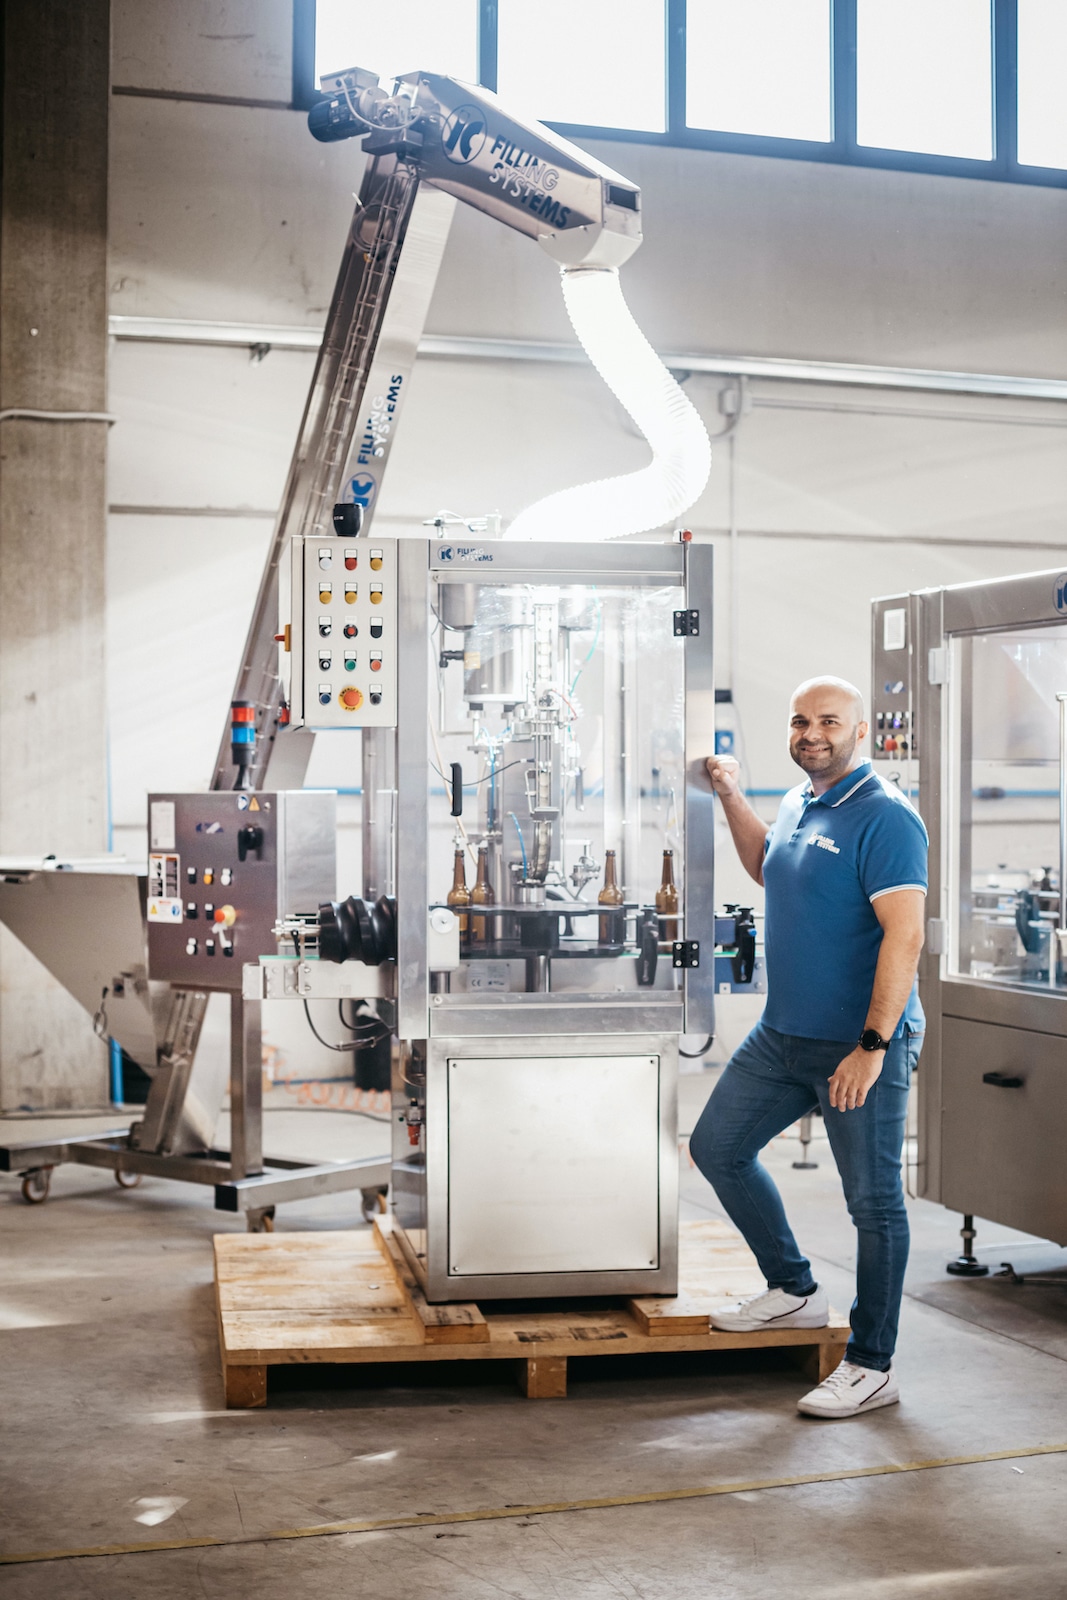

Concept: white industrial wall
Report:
left=107, top=0, right=1067, bottom=951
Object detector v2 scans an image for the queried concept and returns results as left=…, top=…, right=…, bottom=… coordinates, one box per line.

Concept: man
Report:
left=691, top=676, right=926, bottom=1419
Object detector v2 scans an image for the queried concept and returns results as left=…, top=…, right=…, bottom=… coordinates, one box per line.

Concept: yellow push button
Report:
left=369, top=550, right=383, bottom=571
left=339, top=686, right=364, bottom=712
left=370, top=586, right=383, bottom=605
left=345, top=585, right=357, bottom=603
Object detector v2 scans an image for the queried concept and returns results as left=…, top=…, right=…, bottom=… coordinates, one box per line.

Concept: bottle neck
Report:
left=660, top=850, right=675, bottom=888
left=451, top=850, right=466, bottom=891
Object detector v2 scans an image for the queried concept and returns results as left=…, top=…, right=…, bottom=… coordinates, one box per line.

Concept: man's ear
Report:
left=857, top=719, right=870, bottom=744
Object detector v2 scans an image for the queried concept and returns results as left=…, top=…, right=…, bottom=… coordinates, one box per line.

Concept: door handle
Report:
left=982, top=1071, right=1024, bottom=1089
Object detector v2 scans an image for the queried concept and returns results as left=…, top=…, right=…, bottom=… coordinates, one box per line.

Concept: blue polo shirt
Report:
left=761, top=761, right=928, bottom=1043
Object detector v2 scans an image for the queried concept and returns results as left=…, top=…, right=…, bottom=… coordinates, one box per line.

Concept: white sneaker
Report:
left=797, top=1360, right=900, bottom=1419
left=709, top=1285, right=829, bottom=1332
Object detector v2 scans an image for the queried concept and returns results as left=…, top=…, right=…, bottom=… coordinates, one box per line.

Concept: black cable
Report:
left=303, top=999, right=388, bottom=1053
left=429, top=758, right=529, bottom=788
left=679, top=1034, right=714, bottom=1059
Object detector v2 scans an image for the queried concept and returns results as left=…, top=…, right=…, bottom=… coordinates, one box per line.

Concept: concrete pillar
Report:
left=0, top=0, right=111, bottom=1108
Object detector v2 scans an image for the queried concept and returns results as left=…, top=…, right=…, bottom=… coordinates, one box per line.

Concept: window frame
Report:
left=294, top=0, right=1067, bottom=189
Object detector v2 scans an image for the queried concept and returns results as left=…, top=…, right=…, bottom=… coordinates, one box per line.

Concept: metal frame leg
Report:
left=228, top=991, right=262, bottom=1180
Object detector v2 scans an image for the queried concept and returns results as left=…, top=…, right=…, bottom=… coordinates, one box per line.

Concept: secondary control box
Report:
left=287, top=534, right=398, bottom=729
left=146, top=790, right=336, bottom=989
left=871, top=592, right=920, bottom=759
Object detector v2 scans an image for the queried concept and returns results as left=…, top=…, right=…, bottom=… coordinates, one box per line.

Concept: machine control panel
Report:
left=289, top=535, right=398, bottom=729
left=871, top=593, right=919, bottom=759
left=146, top=790, right=337, bottom=989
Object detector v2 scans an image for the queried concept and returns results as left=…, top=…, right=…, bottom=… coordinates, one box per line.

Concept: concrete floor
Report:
left=2, top=1072, right=1066, bottom=1598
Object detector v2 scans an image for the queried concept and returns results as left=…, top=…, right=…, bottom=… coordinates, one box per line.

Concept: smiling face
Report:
left=788, top=679, right=868, bottom=793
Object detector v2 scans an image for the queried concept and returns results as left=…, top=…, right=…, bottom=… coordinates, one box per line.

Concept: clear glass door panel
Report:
left=950, top=624, right=1067, bottom=990
left=430, top=577, right=685, bottom=998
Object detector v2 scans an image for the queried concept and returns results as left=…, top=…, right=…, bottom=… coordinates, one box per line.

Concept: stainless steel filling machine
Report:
left=873, top=570, right=1067, bottom=1264
left=0, top=67, right=763, bottom=1264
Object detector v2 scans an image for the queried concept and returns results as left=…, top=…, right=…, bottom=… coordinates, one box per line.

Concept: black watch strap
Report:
left=859, top=1027, right=889, bottom=1052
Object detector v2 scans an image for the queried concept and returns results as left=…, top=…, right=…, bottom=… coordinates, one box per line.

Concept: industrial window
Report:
left=856, top=0, right=994, bottom=160
left=297, top=1, right=1067, bottom=189
left=1017, top=0, right=1067, bottom=169
left=496, top=0, right=666, bottom=133
left=314, top=0, right=479, bottom=90
left=686, top=0, right=832, bottom=144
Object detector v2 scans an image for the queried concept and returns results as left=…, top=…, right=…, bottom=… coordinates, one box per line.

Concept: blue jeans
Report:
left=689, top=1020, right=921, bottom=1372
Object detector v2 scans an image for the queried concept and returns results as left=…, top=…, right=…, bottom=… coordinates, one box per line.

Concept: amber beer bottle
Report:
left=470, top=844, right=495, bottom=946
left=655, top=848, right=679, bottom=942
left=598, top=849, right=625, bottom=945
left=446, top=847, right=470, bottom=942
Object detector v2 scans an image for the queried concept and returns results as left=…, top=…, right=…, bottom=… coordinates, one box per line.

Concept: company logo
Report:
left=347, top=473, right=377, bottom=509
left=442, top=105, right=488, bottom=164
left=809, top=833, right=840, bottom=855
left=436, top=545, right=494, bottom=564
left=1055, top=573, right=1067, bottom=613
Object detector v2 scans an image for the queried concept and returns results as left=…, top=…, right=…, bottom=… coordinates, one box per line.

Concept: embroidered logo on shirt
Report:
left=809, top=833, right=841, bottom=854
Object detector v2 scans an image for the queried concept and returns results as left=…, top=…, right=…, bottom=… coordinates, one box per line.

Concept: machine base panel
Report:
left=214, top=1215, right=849, bottom=1407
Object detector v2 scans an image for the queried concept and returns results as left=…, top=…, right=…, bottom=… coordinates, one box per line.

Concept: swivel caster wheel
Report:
left=20, top=1167, right=53, bottom=1205
left=360, top=1186, right=388, bottom=1224
left=115, top=1169, right=142, bottom=1189
left=246, top=1207, right=276, bottom=1233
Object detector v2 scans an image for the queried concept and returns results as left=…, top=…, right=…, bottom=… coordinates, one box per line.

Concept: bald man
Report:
left=691, top=677, right=927, bottom=1419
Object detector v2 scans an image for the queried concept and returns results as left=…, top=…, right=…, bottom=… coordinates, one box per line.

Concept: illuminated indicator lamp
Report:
left=319, top=583, right=332, bottom=604
left=339, top=685, right=364, bottom=712
left=185, top=937, right=198, bottom=956
left=230, top=701, right=256, bottom=792
left=369, top=653, right=382, bottom=673
left=343, top=622, right=357, bottom=639
left=318, top=549, right=332, bottom=570
left=203, top=869, right=214, bottom=886
left=369, top=620, right=383, bottom=639
left=344, top=549, right=358, bottom=571
left=344, top=655, right=357, bottom=672
left=369, top=586, right=383, bottom=605
left=345, top=586, right=358, bottom=604
left=369, top=550, right=383, bottom=571
left=319, top=615, right=332, bottom=637
left=319, top=684, right=332, bottom=706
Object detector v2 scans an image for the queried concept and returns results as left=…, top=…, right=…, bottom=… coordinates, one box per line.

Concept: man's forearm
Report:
left=719, top=791, right=770, bottom=884
left=864, top=929, right=924, bottom=1039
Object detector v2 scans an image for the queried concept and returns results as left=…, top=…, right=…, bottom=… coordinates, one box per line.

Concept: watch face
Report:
left=860, top=1028, right=886, bottom=1052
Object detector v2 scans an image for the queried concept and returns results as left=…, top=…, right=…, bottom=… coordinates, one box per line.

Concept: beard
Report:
left=790, top=730, right=858, bottom=781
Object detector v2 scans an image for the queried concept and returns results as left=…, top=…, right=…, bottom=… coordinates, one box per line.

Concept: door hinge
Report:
left=673, top=609, right=700, bottom=637
left=928, top=646, right=948, bottom=686
left=926, top=917, right=946, bottom=955
left=672, top=940, right=700, bottom=968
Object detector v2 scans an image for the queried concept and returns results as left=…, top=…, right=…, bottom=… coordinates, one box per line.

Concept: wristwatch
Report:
left=858, top=1028, right=890, bottom=1053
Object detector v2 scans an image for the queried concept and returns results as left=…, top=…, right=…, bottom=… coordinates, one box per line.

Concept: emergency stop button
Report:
left=214, top=904, right=237, bottom=928
left=339, top=686, right=364, bottom=712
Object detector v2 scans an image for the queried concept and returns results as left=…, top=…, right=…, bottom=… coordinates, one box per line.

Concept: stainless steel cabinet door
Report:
left=941, top=1016, right=1067, bottom=1245
left=447, top=1054, right=661, bottom=1276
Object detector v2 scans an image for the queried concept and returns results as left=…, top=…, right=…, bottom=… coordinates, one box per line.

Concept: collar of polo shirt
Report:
left=801, top=759, right=875, bottom=808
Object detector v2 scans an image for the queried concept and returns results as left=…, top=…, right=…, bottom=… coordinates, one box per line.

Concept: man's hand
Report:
left=828, top=1046, right=885, bottom=1111
left=706, top=754, right=742, bottom=799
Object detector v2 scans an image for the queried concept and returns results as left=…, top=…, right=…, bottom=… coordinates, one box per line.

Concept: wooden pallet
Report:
left=215, top=1216, right=850, bottom=1407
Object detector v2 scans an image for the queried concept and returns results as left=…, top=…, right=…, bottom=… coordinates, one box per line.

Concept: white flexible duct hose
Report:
left=505, top=265, right=711, bottom=542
